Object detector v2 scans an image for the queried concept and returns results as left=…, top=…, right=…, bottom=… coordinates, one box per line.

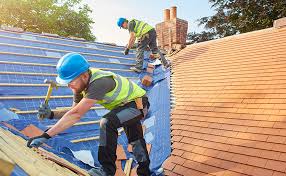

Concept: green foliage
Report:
left=0, top=0, right=95, bottom=41
left=188, top=0, right=286, bottom=44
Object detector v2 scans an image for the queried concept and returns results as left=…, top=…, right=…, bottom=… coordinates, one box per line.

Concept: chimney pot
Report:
left=164, top=9, right=170, bottom=21
left=170, top=6, right=177, bottom=20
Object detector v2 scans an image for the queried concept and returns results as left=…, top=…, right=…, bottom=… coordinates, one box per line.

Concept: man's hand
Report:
left=38, top=103, right=52, bottom=119
left=123, top=48, right=129, bottom=55
left=27, top=132, right=51, bottom=148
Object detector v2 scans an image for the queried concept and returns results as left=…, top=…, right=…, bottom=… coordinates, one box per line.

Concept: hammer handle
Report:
left=44, top=85, right=53, bottom=105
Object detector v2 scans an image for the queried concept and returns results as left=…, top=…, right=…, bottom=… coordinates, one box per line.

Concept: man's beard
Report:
left=72, top=82, right=86, bottom=94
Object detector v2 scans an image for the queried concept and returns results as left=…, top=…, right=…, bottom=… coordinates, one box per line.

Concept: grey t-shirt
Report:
left=73, top=76, right=116, bottom=103
left=128, top=20, right=136, bottom=33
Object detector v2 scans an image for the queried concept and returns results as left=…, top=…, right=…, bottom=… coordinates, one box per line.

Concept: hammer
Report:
left=39, top=79, right=58, bottom=119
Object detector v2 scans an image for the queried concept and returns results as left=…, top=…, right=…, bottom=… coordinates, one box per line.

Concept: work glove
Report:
left=27, top=132, right=51, bottom=148
left=38, top=102, right=53, bottom=120
left=123, top=48, right=129, bottom=55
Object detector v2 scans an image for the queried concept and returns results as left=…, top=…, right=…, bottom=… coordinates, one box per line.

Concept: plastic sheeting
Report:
left=0, top=30, right=171, bottom=175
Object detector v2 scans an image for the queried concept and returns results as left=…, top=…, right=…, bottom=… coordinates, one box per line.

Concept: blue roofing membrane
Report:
left=0, top=29, right=171, bottom=175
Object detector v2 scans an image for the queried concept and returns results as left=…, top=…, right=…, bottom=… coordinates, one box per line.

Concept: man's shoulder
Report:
left=128, top=20, right=136, bottom=32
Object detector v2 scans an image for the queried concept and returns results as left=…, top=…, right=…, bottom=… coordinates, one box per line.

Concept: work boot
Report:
left=88, top=167, right=108, bottom=176
left=130, top=66, right=142, bottom=73
left=164, top=61, right=171, bottom=69
left=150, top=53, right=160, bottom=60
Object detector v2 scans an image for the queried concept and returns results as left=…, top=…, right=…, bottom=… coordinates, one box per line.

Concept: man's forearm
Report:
left=46, top=110, right=81, bottom=137
left=52, top=102, right=77, bottom=119
left=127, top=33, right=136, bottom=49
left=127, top=38, right=135, bottom=49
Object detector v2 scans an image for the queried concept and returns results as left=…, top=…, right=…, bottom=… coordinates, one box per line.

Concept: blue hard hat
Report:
left=56, top=53, right=90, bottom=84
left=117, top=18, right=126, bottom=28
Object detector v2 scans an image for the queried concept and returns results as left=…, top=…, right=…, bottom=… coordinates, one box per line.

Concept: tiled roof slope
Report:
left=163, top=26, right=286, bottom=176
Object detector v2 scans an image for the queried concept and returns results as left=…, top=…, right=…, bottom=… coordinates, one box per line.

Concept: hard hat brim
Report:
left=56, top=76, right=73, bottom=85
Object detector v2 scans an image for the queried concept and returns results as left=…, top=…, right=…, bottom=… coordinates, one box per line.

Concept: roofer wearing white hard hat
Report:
left=27, top=53, right=151, bottom=176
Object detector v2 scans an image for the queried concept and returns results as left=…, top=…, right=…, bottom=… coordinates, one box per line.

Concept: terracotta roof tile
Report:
left=21, top=124, right=43, bottom=138
left=265, top=160, right=286, bottom=172
left=116, top=145, right=127, bottom=160
left=115, top=161, right=125, bottom=176
left=273, top=172, right=286, bottom=176
left=130, top=165, right=138, bottom=176
left=164, top=26, right=286, bottom=175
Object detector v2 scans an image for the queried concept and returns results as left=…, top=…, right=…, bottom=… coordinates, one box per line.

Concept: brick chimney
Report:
left=156, top=6, right=188, bottom=52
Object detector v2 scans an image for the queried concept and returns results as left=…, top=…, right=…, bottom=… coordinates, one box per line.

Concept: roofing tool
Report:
left=39, top=79, right=58, bottom=119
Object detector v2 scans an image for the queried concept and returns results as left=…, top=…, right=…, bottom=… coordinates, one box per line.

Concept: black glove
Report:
left=27, top=132, right=51, bottom=148
left=123, top=48, right=129, bottom=55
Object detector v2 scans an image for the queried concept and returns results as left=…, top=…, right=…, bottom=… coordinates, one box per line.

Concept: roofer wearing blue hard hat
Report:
left=117, top=17, right=170, bottom=72
left=27, top=53, right=151, bottom=176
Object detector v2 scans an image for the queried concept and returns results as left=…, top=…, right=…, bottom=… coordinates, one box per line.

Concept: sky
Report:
left=82, top=0, right=215, bottom=45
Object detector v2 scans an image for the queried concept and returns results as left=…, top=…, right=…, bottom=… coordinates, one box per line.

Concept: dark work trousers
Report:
left=135, top=29, right=169, bottom=69
left=98, top=97, right=151, bottom=176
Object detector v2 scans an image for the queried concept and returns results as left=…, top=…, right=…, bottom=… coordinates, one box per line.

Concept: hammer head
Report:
left=44, top=79, right=58, bottom=88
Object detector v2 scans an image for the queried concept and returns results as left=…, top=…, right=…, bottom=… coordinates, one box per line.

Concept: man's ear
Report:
left=82, top=71, right=90, bottom=80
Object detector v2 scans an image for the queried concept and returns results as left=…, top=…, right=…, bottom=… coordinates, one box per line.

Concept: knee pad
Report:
left=131, top=139, right=149, bottom=163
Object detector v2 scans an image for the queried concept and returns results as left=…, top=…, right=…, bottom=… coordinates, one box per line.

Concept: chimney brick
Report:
left=164, top=9, right=170, bottom=22
left=156, top=7, right=188, bottom=51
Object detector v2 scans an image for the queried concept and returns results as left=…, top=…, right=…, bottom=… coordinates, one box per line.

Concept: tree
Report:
left=188, top=0, right=286, bottom=44
left=0, top=0, right=95, bottom=41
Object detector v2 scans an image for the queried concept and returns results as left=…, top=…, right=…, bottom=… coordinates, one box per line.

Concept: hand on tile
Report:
left=27, top=132, right=51, bottom=148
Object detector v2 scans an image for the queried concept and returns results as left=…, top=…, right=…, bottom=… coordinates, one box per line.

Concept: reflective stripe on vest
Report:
left=120, top=79, right=134, bottom=103
left=86, top=68, right=145, bottom=110
left=101, top=75, right=134, bottom=104
left=132, top=19, right=153, bottom=38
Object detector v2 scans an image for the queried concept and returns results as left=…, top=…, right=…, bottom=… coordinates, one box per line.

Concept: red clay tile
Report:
left=272, top=172, right=286, bottom=176
left=172, top=149, right=184, bottom=156
left=116, top=145, right=127, bottom=160
left=146, top=144, right=151, bottom=154
left=250, top=167, right=273, bottom=176
left=172, top=165, right=189, bottom=175
left=247, top=156, right=267, bottom=168
left=172, top=135, right=183, bottom=142
left=130, top=165, right=138, bottom=176
left=168, top=155, right=186, bottom=165
left=162, top=159, right=176, bottom=171
left=279, top=152, right=286, bottom=162
left=265, top=160, right=286, bottom=172
left=259, top=150, right=280, bottom=160
left=164, top=170, right=180, bottom=176
left=127, top=144, right=132, bottom=153
left=164, top=25, right=286, bottom=176
left=267, top=136, right=286, bottom=144
left=21, top=124, right=44, bottom=138
left=115, top=160, right=125, bottom=176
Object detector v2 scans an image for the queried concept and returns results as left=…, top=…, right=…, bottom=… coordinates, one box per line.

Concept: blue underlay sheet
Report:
left=0, top=29, right=171, bottom=175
